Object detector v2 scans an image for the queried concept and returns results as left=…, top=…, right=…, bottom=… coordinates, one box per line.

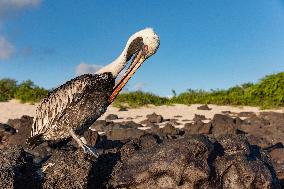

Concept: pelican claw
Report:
left=82, top=144, right=99, bottom=158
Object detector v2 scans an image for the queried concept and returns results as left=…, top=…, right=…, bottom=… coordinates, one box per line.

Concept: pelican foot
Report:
left=82, top=144, right=99, bottom=158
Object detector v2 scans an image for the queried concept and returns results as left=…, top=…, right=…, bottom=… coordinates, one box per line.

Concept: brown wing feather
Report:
left=31, top=74, right=98, bottom=137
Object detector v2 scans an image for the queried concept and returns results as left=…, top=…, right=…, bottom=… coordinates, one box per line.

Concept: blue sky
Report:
left=0, top=0, right=284, bottom=96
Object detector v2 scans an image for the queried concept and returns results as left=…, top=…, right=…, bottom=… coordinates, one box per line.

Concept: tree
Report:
left=0, top=78, right=17, bottom=101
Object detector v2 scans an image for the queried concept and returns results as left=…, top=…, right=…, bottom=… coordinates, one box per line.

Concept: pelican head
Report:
left=96, top=28, right=160, bottom=103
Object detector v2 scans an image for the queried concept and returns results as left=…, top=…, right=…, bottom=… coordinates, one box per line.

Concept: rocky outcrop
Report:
left=111, top=135, right=280, bottom=188
left=0, top=113, right=283, bottom=188
left=197, top=104, right=211, bottom=110
left=42, top=150, right=94, bottom=189
left=0, top=145, right=39, bottom=189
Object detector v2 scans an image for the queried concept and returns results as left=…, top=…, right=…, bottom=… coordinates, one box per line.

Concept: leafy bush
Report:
left=114, top=72, right=284, bottom=109
left=113, top=91, right=170, bottom=108
left=0, top=78, right=17, bottom=101
left=14, top=80, right=48, bottom=103
left=247, top=72, right=284, bottom=108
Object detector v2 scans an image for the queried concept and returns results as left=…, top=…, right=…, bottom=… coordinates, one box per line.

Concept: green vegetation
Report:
left=113, top=91, right=170, bottom=108
left=0, top=79, right=17, bottom=101
left=1, top=72, right=284, bottom=108
left=0, top=78, right=48, bottom=103
left=114, top=72, right=284, bottom=109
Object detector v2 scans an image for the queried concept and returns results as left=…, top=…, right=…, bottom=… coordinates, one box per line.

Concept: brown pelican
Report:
left=26, top=28, right=160, bottom=156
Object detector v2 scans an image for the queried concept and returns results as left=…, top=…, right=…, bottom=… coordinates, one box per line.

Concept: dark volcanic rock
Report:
left=90, top=120, right=109, bottom=132
left=259, top=112, right=284, bottom=125
left=161, top=123, right=179, bottom=136
left=146, top=112, right=163, bottom=123
left=221, top=110, right=232, bottom=114
left=2, top=111, right=284, bottom=188
left=149, top=124, right=160, bottom=133
left=140, top=119, right=152, bottom=125
left=91, top=120, right=142, bottom=133
left=168, top=119, right=181, bottom=125
left=0, top=123, right=16, bottom=135
left=111, top=134, right=280, bottom=188
left=119, top=134, right=160, bottom=162
left=181, top=119, right=191, bottom=122
left=193, top=114, right=207, bottom=122
left=104, top=121, right=142, bottom=132
left=5, top=115, right=33, bottom=147
left=269, top=148, right=284, bottom=187
left=148, top=122, right=159, bottom=129
left=42, top=149, right=94, bottom=189
left=247, top=135, right=273, bottom=149
left=197, top=104, right=211, bottom=110
left=239, top=113, right=284, bottom=147
left=106, top=128, right=146, bottom=141
left=210, top=114, right=242, bottom=137
left=214, top=135, right=279, bottom=188
left=0, top=145, right=39, bottom=189
left=149, top=123, right=182, bottom=139
left=173, top=115, right=182, bottom=118
left=105, top=114, right=119, bottom=121
left=184, top=120, right=212, bottom=135
left=243, top=116, right=270, bottom=127
left=121, top=121, right=142, bottom=129
left=118, top=107, right=128, bottom=111
left=0, top=123, right=16, bottom=147
left=238, top=111, right=256, bottom=117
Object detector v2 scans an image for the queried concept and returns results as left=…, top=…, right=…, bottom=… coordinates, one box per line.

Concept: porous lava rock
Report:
left=197, top=104, right=211, bottom=110
left=269, top=147, right=284, bottom=187
left=6, top=115, right=33, bottom=147
left=0, top=123, right=16, bottom=135
left=106, top=127, right=146, bottom=141
left=145, top=113, right=163, bottom=123
left=105, top=114, right=119, bottom=121
left=210, top=114, right=243, bottom=136
left=160, top=123, right=180, bottom=136
left=192, top=114, right=207, bottom=122
left=42, top=149, right=94, bottom=189
left=184, top=120, right=212, bottom=135
left=110, top=134, right=280, bottom=189
left=238, top=111, right=256, bottom=117
left=90, top=120, right=109, bottom=132
left=0, top=145, right=39, bottom=189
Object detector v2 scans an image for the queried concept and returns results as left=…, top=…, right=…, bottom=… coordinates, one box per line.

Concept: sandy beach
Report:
left=1, top=99, right=283, bottom=124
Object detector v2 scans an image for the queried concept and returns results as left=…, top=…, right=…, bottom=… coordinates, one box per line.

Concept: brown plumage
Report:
left=27, top=72, right=114, bottom=147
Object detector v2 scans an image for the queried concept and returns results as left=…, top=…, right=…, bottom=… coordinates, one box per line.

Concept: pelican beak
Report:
left=109, top=46, right=147, bottom=103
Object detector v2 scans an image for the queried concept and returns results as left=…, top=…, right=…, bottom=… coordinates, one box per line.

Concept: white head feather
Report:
left=96, top=28, right=160, bottom=77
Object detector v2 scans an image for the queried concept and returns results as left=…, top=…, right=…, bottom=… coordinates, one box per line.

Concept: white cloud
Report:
left=0, top=36, right=14, bottom=60
left=0, top=0, right=41, bottom=13
left=75, top=62, right=103, bottom=76
left=0, top=0, right=41, bottom=61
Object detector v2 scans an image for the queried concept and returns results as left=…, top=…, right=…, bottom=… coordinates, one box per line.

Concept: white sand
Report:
left=0, top=100, right=283, bottom=125
left=0, top=100, right=37, bottom=123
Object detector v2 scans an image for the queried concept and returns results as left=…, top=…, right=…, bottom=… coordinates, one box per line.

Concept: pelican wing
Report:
left=31, top=74, right=97, bottom=136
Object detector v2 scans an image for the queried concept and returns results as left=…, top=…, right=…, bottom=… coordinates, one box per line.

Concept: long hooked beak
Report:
left=109, top=46, right=148, bottom=103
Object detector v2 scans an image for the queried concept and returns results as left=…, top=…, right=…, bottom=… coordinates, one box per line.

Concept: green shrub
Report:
left=0, top=78, right=17, bottom=101
left=247, top=72, right=284, bottom=108
left=114, top=72, right=284, bottom=109
left=113, top=91, right=170, bottom=108
left=14, top=80, right=48, bottom=103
